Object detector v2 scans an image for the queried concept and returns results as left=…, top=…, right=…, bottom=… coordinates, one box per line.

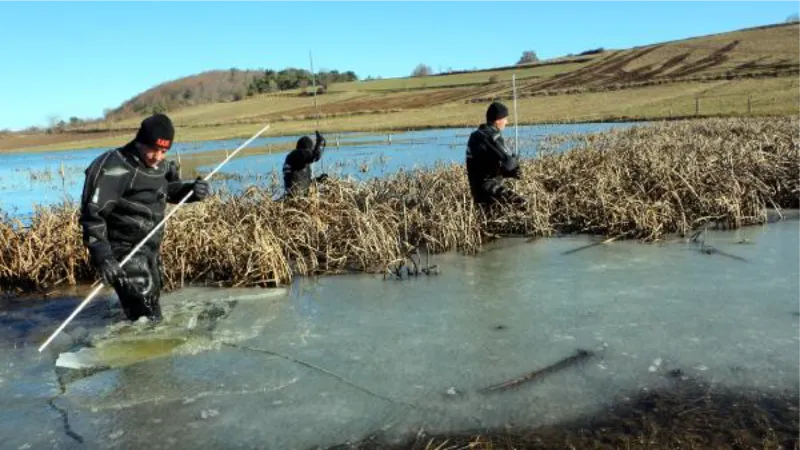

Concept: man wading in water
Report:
left=80, top=114, right=211, bottom=323
left=465, top=101, right=526, bottom=208
left=283, top=130, right=328, bottom=198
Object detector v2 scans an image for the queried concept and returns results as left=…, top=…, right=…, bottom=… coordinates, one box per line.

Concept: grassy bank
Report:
left=1, top=117, right=796, bottom=294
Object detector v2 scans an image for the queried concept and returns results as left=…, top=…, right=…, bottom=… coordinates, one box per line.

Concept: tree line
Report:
left=246, top=68, right=358, bottom=95
left=105, top=67, right=359, bottom=121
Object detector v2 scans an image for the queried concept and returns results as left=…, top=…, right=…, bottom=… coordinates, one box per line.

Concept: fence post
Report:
left=747, top=95, right=752, bottom=115
left=695, top=97, right=699, bottom=116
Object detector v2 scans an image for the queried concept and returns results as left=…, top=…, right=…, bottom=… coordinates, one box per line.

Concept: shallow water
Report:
left=0, top=123, right=638, bottom=219
left=0, top=216, right=796, bottom=449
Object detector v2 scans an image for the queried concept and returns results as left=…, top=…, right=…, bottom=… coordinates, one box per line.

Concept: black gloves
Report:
left=314, top=130, right=326, bottom=152
left=98, top=257, right=126, bottom=288
left=192, top=177, right=211, bottom=201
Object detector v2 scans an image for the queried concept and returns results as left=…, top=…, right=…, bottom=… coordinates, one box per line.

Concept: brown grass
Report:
left=0, top=117, right=797, bottom=294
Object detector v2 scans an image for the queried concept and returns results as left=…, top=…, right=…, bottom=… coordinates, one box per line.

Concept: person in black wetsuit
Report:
left=282, top=130, right=328, bottom=198
left=465, top=102, right=525, bottom=207
left=79, top=113, right=210, bottom=322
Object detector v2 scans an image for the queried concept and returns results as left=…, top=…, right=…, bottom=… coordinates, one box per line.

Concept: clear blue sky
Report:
left=1, top=1, right=797, bottom=131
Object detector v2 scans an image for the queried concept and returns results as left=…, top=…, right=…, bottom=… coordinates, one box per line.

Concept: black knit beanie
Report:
left=486, top=102, right=509, bottom=124
left=135, top=114, right=175, bottom=149
left=297, top=136, right=313, bottom=151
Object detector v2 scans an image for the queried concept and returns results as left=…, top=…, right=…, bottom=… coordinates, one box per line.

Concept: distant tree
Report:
left=517, top=50, right=539, bottom=65
left=578, top=47, right=605, bottom=56
left=232, top=88, right=246, bottom=101
left=488, top=75, right=499, bottom=84
left=318, top=72, right=332, bottom=91
left=411, top=63, right=432, bottom=77
left=69, top=116, right=81, bottom=125
left=787, top=13, right=800, bottom=23
left=151, top=101, right=166, bottom=114
left=107, top=67, right=356, bottom=119
left=47, top=115, right=60, bottom=129
left=45, top=115, right=61, bottom=134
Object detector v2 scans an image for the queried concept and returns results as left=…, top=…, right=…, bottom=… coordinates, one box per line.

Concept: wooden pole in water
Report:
left=309, top=50, right=324, bottom=173
left=176, top=146, right=182, bottom=178
left=309, top=51, right=320, bottom=129
left=59, top=160, right=67, bottom=199
left=478, top=349, right=593, bottom=393
left=38, top=123, right=272, bottom=353
left=513, top=74, right=519, bottom=156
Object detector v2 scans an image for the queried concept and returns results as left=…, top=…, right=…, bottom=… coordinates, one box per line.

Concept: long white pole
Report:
left=309, top=51, right=320, bottom=129
left=513, top=74, right=519, bottom=155
left=309, top=51, right=324, bottom=172
left=38, top=123, right=271, bottom=352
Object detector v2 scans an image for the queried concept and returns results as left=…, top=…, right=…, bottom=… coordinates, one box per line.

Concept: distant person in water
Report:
left=282, top=130, right=329, bottom=198
left=79, top=114, right=211, bottom=323
left=465, top=101, right=525, bottom=208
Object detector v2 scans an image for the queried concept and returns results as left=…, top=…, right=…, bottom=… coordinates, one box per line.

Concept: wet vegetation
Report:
left=0, top=117, right=797, bottom=294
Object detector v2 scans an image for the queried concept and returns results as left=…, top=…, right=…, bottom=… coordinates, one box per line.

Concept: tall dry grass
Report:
left=1, top=117, right=796, bottom=294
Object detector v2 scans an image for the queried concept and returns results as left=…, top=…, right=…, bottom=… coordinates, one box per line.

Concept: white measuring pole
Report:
left=513, top=74, right=519, bottom=155
left=309, top=50, right=324, bottom=172
left=38, top=123, right=271, bottom=352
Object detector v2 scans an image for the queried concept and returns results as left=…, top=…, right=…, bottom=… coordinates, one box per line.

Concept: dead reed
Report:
left=1, top=117, right=797, bottom=293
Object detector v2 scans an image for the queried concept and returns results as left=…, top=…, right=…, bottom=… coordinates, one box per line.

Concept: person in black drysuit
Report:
left=465, top=101, right=525, bottom=208
left=80, top=114, right=211, bottom=323
left=282, top=131, right=328, bottom=198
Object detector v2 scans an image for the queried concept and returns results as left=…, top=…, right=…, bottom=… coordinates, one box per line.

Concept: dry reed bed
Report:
left=1, top=117, right=797, bottom=293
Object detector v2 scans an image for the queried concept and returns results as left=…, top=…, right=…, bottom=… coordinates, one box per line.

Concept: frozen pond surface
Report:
left=0, top=215, right=797, bottom=449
